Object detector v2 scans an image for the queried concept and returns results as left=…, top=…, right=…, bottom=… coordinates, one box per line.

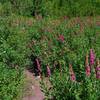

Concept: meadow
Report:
left=0, top=0, right=100, bottom=100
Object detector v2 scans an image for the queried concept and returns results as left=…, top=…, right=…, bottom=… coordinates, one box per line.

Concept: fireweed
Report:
left=40, top=49, right=100, bottom=100
left=96, top=59, right=100, bottom=79
left=58, top=34, right=64, bottom=42
left=36, top=58, right=41, bottom=76
left=90, top=49, right=95, bottom=66
left=69, top=64, right=76, bottom=81
left=85, top=54, right=91, bottom=76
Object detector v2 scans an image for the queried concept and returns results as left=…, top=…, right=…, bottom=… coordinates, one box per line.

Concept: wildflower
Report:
left=96, top=67, right=100, bottom=71
left=85, top=54, right=91, bottom=76
left=69, top=64, right=76, bottom=81
left=96, top=59, right=100, bottom=70
left=36, top=58, right=41, bottom=73
left=90, top=49, right=95, bottom=65
left=96, top=72, right=100, bottom=79
left=47, top=65, right=51, bottom=77
left=70, top=73, right=76, bottom=81
left=58, top=34, right=64, bottom=42
left=96, top=59, right=100, bottom=79
left=86, top=65, right=91, bottom=76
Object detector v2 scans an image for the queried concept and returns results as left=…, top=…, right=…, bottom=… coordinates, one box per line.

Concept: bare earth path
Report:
left=22, top=70, right=44, bottom=100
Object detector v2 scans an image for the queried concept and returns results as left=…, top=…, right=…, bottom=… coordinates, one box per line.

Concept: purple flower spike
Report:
left=86, top=65, right=91, bottom=77
left=96, top=71, right=100, bottom=79
left=96, top=66, right=100, bottom=71
left=96, top=59, right=100, bottom=79
left=69, top=64, right=76, bottom=82
left=58, top=34, right=64, bottom=42
left=70, top=73, right=76, bottom=81
left=90, top=49, right=95, bottom=65
left=96, top=75, right=100, bottom=79
left=36, top=58, right=41, bottom=72
left=97, top=71, right=100, bottom=75
left=47, top=65, right=51, bottom=77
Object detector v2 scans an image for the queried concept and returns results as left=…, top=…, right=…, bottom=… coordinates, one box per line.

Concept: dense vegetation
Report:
left=0, top=0, right=100, bottom=17
left=0, top=16, right=31, bottom=99
left=0, top=0, right=100, bottom=100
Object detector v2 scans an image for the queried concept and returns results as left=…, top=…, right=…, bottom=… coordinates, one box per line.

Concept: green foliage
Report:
left=0, top=0, right=100, bottom=17
left=41, top=68, right=100, bottom=100
left=0, top=63, right=24, bottom=100
left=0, top=2, right=12, bottom=16
left=0, top=16, right=31, bottom=99
left=0, top=2, right=100, bottom=98
left=30, top=17, right=100, bottom=99
left=10, top=0, right=34, bottom=16
left=29, top=17, right=100, bottom=74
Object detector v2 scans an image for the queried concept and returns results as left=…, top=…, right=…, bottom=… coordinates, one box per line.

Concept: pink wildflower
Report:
left=86, top=65, right=91, bottom=76
left=90, top=49, right=95, bottom=65
left=47, top=65, right=51, bottom=77
left=36, top=58, right=41, bottom=72
left=69, top=64, right=76, bottom=81
left=70, top=73, right=76, bottom=81
left=58, top=34, right=64, bottom=42
left=96, top=59, right=100, bottom=79
left=96, top=71, right=100, bottom=79
left=96, top=66, right=100, bottom=71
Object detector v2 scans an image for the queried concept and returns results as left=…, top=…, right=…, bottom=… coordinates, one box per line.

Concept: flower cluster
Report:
left=90, top=49, right=95, bottom=66
left=96, top=59, right=100, bottom=79
left=68, top=49, right=100, bottom=82
left=36, top=58, right=51, bottom=77
left=35, top=49, right=100, bottom=80
left=85, top=49, right=100, bottom=79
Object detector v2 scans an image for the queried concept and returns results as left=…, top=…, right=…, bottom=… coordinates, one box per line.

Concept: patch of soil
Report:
left=22, top=70, right=44, bottom=100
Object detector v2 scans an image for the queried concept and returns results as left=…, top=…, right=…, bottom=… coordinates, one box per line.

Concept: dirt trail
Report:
left=22, top=70, right=44, bottom=100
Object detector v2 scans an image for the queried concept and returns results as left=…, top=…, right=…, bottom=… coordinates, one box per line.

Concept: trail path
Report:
left=22, top=70, right=44, bottom=100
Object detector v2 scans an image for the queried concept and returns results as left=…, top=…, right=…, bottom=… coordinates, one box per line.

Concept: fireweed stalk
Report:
left=90, top=49, right=95, bottom=66
left=36, top=58, right=41, bottom=76
left=47, top=65, right=51, bottom=77
left=69, top=64, right=76, bottom=81
left=58, top=34, right=64, bottom=42
left=85, top=54, right=91, bottom=77
left=96, top=59, right=100, bottom=79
